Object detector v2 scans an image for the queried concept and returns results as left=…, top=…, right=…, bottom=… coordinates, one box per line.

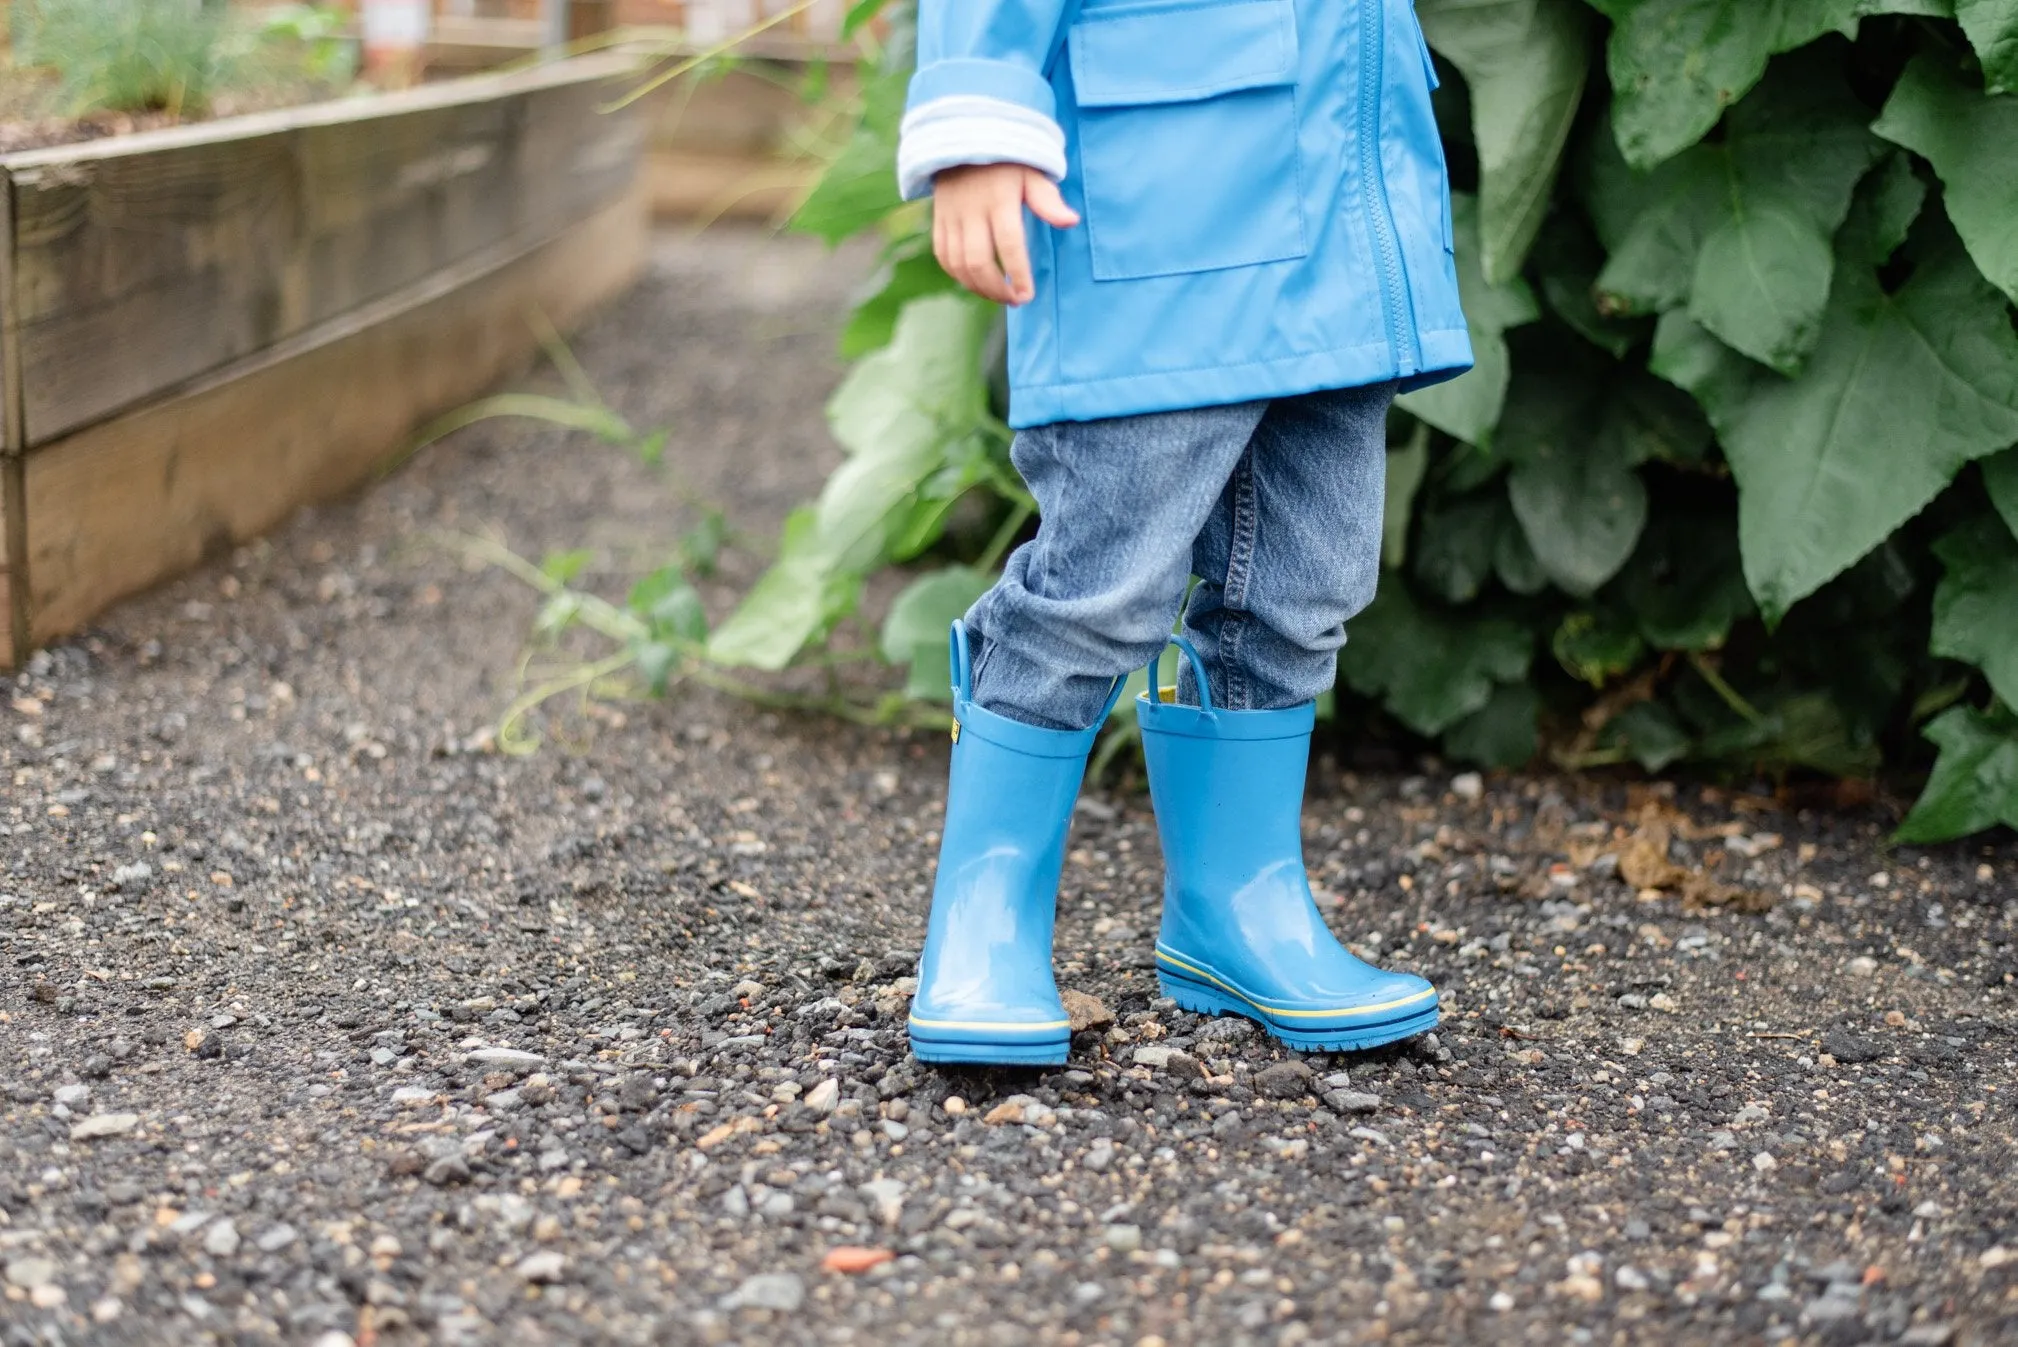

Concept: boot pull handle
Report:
left=949, top=619, right=975, bottom=704
left=1148, top=637, right=1214, bottom=713
left=952, top=618, right=1129, bottom=723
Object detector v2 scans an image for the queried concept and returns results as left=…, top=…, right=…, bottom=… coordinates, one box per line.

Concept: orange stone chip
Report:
left=820, top=1246, right=894, bottom=1275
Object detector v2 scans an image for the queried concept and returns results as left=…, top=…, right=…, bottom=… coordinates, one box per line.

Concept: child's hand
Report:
left=932, top=163, right=1081, bottom=306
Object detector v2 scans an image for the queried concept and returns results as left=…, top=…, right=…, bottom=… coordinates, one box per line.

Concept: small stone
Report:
left=859, top=1178, right=905, bottom=1226
left=984, top=1097, right=1034, bottom=1126
left=1979, top=1246, right=2011, bottom=1269
left=1061, top=990, right=1114, bottom=1032
left=880, top=1119, right=908, bottom=1142
left=81, top=1055, right=113, bottom=1080
left=725, top=1272, right=804, bottom=1313
left=390, top=1086, right=436, bottom=1108
left=91, top=1297, right=123, bottom=1323
left=69, top=1113, right=140, bottom=1140
left=4, top=1257, right=58, bottom=1290
left=1803, top=1295, right=1862, bottom=1324
left=1103, top=1223, right=1143, bottom=1253
left=1900, top=1325, right=1955, bottom=1346
left=820, top=1247, right=893, bottom=1275
left=802, top=1079, right=839, bottom=1115
left=1132, top=1045, right=1204, bottom=1077
left=1821, top=1029, right=1883, bottom=1063
left=255, top=1224, right=298, bottom=1253
left=30, top=1285, right=66, bottom=1309
left=53, top=1083, right=90, bottom=1107
left=1489, top=1291, right=1515, bottom=1312
left=1845, top=956, right=1878, bottom=976
left=1324, top=1090, right=1382, bottom=1115
left=1254, top=1060, right=1315, bottom=1100
left=1752, top=1152, right=1777, bottom=1173
left=941, top=1096, right=967, bottom=1116
left=1614, top=1266, right=1650, bottom=1291
left=423, top=1156, right=472, bottom=1187
left=517, top=1252, right=567, bottom=1283
left=309, top=1334, right=356, bottom=1347
left=1647, top=993, right=1679, bottom=1013
left=1197, top=1017, right=1257, bottom=1044
left=203, top=1219, right=240, bottom=1258
left=466, top=1048, right=545, bottom=1070
left=1451, top=772, right=1484, bottom=802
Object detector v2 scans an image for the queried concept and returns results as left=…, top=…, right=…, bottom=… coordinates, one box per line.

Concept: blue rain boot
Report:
left=908, top=622, right=1124, bottom=1067
left=1139, top=640, right=1439, bottom=1053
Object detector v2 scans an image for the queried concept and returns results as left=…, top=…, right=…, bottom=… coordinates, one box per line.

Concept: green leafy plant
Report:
left=14, top=0, right=232, bottom=116
left=520, top=0, right=2018, bottom=842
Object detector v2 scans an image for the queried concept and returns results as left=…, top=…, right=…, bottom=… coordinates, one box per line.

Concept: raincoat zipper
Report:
left=1358, top=0, right=1420, bottom=375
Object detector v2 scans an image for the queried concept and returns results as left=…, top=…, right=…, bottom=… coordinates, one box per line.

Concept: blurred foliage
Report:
left=8, top=0, right=355, bottom=117
left=526, top=0, right=2018, bottom=841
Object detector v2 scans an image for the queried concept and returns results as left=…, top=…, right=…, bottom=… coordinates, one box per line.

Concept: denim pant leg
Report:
left=1180, top=383, right=1394, bottom=710
left=967, top=402, right=1270, bottom=730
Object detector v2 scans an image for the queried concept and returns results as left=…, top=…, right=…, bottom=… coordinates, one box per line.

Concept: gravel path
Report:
left=3, top=229, right=2015, bottom=1347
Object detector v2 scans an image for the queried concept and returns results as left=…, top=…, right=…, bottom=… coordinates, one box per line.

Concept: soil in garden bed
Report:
left=1, top=227, right=2013, bottom=1345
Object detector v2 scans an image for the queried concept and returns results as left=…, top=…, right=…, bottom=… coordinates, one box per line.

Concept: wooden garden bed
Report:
left=0, top=52, right=649, bottom=666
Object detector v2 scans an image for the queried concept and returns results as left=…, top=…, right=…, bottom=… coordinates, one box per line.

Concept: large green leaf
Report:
left=1594, top=53, right=1880, bottom=372
left=1382, top=427, right=1432, bottom=570
left=1611, top=503, right=1756, bottom=649
left=1836, top=152, right=1929, bottom=269
left=1494, top=339, right=1702, bottom=594
left=1339, top=584, right=1534, bottom=735
left=819, top=292, right=997, bottom=568
left=880, top=565, right=994, bottom=667
left=1930, top=513, right=2018, bottom=705
left=789, top=123, right=904, bottom=244
left=1529, top=211, right=1651, bottom=356
left=1593, top=0, right=1924, bottom=170
left=708, top=294, right=996, bottom=668
left=1984, top=447, right=2018, bottom=537
left=1441, top=680, right=1541, bottom=767
left=1956, top=0, right=2018, bottom=94
left=840, top=245, right=961, bottom=358
left=1412, top=490, right=1506, bottom=603
left=1396, top=194, right=1541, bottom=446
left=704, top=509, right=863, bottom=669
left=1895, top=705, right=2018, bottom=844
left=1417, top=0, right=1594, bottom=284
left=1873, top=51, right=2018, bottom=306
left=1650, top=222, right=2018, bottom=623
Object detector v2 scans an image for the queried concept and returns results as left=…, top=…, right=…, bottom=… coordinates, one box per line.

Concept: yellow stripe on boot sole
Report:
left=1156, top=949, right=1437, bottom=1019
left=908, top=1016, right=1072, bottom=1032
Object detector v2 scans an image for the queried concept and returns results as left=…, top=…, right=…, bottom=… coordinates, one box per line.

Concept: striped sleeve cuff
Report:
left=896, top=95, right=1068, bottom=201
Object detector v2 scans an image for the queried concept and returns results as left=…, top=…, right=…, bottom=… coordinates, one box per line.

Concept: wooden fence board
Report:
left=20, top=186, right=647, bottom=650
left=1, top=54, right=642, bottom=450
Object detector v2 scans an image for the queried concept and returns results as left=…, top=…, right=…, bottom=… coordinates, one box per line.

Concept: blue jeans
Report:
left=966, top=383, right=1396, bottom=731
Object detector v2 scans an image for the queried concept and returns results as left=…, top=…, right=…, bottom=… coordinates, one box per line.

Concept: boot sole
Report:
left=1158, top=962, right=1439, bottom=1053
left=908, top=1024, right=1070, bottom=1067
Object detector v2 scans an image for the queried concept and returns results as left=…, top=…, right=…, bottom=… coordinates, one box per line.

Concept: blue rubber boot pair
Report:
left=1140, top=640, right=1439, bottom=1051
left=908, top=623, right=1438, bottom=1066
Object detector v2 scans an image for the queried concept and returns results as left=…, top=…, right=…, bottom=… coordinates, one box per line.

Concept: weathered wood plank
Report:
left=1, top=172, right=22, bottom=662
left=2, top=53, right=643, bottom=450
left=19, top=185, right=647, bottom=653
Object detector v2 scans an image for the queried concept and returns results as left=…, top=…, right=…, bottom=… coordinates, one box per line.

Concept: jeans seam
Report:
left=1221, top=446, right=1259, bottom=711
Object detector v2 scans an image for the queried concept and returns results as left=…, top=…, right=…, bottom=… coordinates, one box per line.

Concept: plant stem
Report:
left=975, top=501, right=1033, bottom=573
left=1686, top=651, right=1767, bottom=727
left=604, top=0, right=825, bottom=111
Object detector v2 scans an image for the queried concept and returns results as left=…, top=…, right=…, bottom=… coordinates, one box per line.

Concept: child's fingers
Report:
left=993, top=200, right=1035, bottom=306
left=1025, top=174, right=1081, bottom=229
left=961, top=217, right=1015, bottom=305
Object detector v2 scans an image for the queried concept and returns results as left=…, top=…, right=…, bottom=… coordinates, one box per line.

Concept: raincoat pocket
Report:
left=1069, top=0, right=1307, bottom=282
left=1406, top=7, right=1454, bottom=254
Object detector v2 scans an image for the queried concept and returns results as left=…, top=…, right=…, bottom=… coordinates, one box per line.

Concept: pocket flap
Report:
left=1070, top=0, right=1299, bottom=108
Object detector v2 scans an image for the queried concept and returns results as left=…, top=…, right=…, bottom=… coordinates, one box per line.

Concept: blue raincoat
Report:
left=899, top=0, right=1474, bottom=429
